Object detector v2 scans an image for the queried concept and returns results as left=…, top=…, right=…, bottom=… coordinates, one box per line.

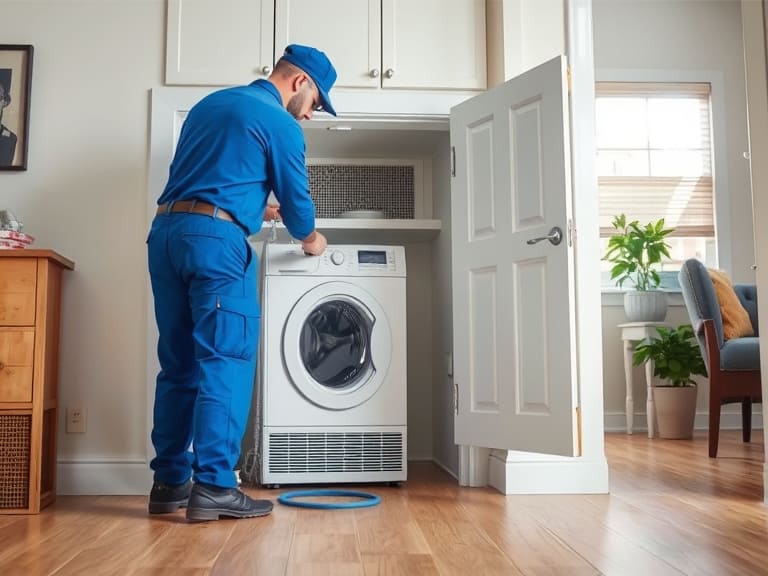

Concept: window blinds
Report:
left=595, top=82, right=714, bottom=238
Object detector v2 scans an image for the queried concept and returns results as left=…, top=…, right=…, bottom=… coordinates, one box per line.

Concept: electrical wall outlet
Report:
left=66, top=406, right=87, bottom=434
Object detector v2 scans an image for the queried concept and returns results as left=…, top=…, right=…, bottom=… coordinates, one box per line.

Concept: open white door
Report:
left=451, top=55, right=578, bottom=457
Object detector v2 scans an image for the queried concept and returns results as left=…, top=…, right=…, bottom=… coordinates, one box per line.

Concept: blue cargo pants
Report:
left=147, top=212, right=259, bottom=488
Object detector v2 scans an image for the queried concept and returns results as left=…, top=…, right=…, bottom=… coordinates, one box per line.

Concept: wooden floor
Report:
left=1, top=430, right=766, bottom=576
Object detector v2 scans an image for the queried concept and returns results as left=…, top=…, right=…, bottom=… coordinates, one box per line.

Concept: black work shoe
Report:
left=148, top=479, right=193, bottom=514
left=186, top=483, right=273, bottom=522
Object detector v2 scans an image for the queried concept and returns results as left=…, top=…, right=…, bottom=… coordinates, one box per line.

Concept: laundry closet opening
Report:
left=240, top=118, right=458, bottom=481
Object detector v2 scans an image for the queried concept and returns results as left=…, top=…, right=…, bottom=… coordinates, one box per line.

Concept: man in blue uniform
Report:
left=147, top=44, right=336, bottom=522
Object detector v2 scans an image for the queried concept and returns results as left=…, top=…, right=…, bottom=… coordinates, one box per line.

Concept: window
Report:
left=595, top=82, right=717, bottom=287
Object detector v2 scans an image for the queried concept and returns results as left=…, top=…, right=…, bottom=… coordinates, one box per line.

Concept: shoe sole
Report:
left=148, top=499, right=189, bottom=514
left=186, top=506, right=273, bottom=522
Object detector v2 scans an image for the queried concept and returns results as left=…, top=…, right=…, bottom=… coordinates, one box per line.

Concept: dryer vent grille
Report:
left=268, top=432, right=403, bottom=474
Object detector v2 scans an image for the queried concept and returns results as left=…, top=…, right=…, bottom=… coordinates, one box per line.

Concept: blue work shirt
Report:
left=157, top=79, right=315, bottom=239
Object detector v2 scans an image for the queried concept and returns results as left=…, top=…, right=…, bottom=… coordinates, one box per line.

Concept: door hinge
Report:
left=451, top=146, right=456, bottom=177
left=453, top=382, right=459, bottom=414
left=568, top=218, right=575, bottom=246
left=576, top=406, right=583, bottom=457
left=566, top=66, right=572, bottom=94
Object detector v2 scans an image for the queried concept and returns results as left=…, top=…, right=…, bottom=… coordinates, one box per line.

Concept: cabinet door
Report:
left=382, top=0, right=486, bottom=90
left=166, top=0, right=275, bottom=85
left=274, top=0, right=381, bottom=89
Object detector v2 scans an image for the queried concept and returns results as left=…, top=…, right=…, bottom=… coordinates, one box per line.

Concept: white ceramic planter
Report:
left=624, top=290, right=668, bottom=322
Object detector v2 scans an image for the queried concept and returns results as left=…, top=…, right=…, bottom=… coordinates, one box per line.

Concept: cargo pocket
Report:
left=191, top=294, right=261, bottom=360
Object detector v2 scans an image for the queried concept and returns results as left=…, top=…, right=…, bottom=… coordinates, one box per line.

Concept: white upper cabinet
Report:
left=381, top=0, right=486, bottom=90
left=274, top=0, right=382, bottom=90
left=166, top=0, right=275, bottom=85
left=275, top=0, right=486, bottom=91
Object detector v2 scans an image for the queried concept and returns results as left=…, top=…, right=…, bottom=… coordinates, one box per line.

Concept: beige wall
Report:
left=602, top=298, right=717, bottom=431
left=0, top=1, right=164, bottom=465
left=593, top=0, right=753, bottom=279
left=594, top=0, right=756, bottom=428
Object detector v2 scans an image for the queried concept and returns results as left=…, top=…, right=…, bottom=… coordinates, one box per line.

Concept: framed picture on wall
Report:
left=0, top=45, right=33, bottom=171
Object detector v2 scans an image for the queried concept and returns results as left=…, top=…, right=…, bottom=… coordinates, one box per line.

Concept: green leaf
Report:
left=631, top=323, right=707, bottom=386
left=603, top=215, right=675, bottom=290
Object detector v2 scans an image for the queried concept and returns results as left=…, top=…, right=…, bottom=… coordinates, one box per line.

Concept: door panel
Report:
left=516, top=261, right=550, bottom=412
left=467, top=119, right=496, bottom=239
left=451, top=55, right=578, bottom=456
left=514, top=103, right=546, bottom=225
left=468, top=268, right=499, bottom=412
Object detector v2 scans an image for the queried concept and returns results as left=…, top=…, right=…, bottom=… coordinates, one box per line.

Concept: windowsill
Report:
left=601, top=288, right=685, bottom=307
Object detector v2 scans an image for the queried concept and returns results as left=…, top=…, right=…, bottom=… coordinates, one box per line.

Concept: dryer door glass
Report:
left=300, top=300, right=373, bottom=389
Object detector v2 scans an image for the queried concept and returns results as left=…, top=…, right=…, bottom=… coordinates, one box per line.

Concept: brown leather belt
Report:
left=156, top=200, right=236, bottom=224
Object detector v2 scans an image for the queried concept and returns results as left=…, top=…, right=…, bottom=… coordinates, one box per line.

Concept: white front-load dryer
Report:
left=260, top=243, right=407, bottom=485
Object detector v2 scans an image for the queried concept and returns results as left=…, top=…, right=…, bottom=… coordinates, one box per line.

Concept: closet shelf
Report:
left=250, top=219, right=442, bottom=244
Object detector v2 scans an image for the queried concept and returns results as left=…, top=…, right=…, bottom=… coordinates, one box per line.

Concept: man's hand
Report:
left=301, top=230, right=327, bottom=256
left=264, top=204, right=281, bottom=221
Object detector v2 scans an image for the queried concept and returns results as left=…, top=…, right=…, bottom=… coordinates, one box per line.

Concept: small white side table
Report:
left=619, top=322, right=669, bottom=438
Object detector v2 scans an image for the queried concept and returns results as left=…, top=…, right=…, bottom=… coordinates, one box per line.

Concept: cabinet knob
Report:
left=369, top=68, right=380, bottom=78
left=384, top=68, right=394, bottom=79
left=261, top=65, right=272, bottom=75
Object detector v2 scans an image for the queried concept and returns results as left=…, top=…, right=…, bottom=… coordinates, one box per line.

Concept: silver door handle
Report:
left=526, top=226, right=563, bottom=246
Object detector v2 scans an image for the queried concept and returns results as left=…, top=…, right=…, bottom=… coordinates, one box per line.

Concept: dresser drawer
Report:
left=0, top=260, right=37, bottom=326
left=0, top=329, right=34, bottom=403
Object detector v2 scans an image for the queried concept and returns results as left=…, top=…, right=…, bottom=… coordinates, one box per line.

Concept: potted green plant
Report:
left=604, top=214, right=674, bottom=291
left=603, top=214, right=675, bottom=322
left=633, top=324, right=708, bottom=439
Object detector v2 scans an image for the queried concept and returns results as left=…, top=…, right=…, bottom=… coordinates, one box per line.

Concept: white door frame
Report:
left=459, top=0, right=609, bottom=494
left=741, top=0, right=768, bottom=503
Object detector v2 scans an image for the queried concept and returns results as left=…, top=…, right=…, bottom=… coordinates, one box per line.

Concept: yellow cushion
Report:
left=707, top=268, right=754, bottom=340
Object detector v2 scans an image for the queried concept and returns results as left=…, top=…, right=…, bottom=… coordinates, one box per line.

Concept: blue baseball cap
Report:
left=280, top=44, right=337, bottom=116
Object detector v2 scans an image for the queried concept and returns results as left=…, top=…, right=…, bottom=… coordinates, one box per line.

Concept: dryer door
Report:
left=282, top=281, right=392, bottom=410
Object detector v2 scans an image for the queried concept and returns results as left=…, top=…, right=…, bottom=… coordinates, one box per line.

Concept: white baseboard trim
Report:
left=59, top=412, right=758, bottom=496
left=57, top=460, right=152, bottom=496
left=604, top=410, right=764, bottom=433
left=764, top=464, right=768, bottom=505
left=56, top=457, right=441, bottom=495
left=488, top=451, right=610, bottom=494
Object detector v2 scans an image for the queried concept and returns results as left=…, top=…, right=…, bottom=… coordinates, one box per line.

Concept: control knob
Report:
left=330, top=251, right=345, bottom=265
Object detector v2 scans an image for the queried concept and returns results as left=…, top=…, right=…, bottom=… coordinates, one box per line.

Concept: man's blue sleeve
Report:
left=267, top=121, right=316, bottom=240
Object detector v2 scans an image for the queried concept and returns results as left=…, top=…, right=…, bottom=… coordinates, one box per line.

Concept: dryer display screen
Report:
left=358, top=250, right=386, bottom=265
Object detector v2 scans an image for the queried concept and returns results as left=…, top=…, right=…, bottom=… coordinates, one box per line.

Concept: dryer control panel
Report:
left=264, top=243, right=406, bottom=277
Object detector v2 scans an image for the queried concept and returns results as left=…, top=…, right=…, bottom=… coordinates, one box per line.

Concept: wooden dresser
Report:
left=0, top=250, right=74, bottom=514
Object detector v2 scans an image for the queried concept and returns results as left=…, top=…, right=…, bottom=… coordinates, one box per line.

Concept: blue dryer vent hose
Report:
left=277, top=489, right=381, bottom=509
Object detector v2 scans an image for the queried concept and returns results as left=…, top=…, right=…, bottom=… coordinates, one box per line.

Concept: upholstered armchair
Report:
left=678, top=258, right=762, bottom=457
